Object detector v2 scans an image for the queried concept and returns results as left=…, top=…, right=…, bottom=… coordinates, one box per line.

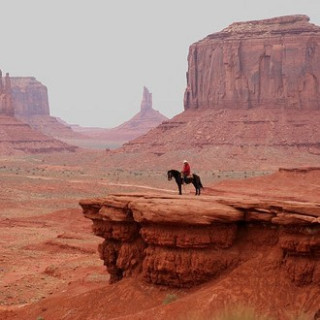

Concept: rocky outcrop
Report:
left=184, top=15, right=320, bottom=111
left=0, top=71, right=77, bottom=154
left=11, top=77, right=49, bottom=116
left=80, top=174, right=320, bottom=288
left=0, top=71, right=14, bottom=116
left=115, top=86, right=168, bottom=132
left=10, top=76, right=86, bottom=144
left=76, top=87, right=168, bottom=144
left=140, top=86, right=152, bottom=112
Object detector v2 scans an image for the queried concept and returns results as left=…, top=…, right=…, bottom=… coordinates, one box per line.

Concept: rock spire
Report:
left=140, top=86, right=152, bottom=112
left=0, top=70, right=14, bottom=116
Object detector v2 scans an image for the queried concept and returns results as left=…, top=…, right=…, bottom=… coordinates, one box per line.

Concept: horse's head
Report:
left=167, top=170, right=172, bottom=181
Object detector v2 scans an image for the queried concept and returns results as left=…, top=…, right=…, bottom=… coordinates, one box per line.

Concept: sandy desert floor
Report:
left=0, top=150, right=188, bottom=311
left=0, top=149, right=319, bottom=320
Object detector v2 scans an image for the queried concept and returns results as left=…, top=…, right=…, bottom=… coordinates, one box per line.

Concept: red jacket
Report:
left=182, top=163, right=191, bottom=176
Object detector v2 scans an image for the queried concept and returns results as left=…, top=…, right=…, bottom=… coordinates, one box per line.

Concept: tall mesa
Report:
left=184, top=15, right=320, bottom=111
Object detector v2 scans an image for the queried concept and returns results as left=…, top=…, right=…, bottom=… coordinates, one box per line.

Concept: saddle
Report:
left=181, top=173, right=193, bottom=184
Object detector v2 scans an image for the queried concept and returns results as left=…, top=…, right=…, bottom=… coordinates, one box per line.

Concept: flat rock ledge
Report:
left=79, top=193, right=320, bottom=287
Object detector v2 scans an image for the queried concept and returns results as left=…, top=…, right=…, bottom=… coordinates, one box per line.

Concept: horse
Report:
left=167, top=169, right=203, bottom=195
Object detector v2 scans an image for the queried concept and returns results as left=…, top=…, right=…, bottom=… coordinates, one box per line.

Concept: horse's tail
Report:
left=199, top=178, right=204, bottom=189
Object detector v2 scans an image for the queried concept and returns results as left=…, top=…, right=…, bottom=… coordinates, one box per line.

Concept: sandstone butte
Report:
left=11, top=81, right=168, bottom=148
left=79, top=167, right=320, bottom=318
left=0, top=71, right=76, bottom=154
left=184, top=14, right=320, bottom=111
left=11, top=76, right=50, bottom=116
left=10, top=76, right=87, bottom=140
left=121, top=15, right=320, bottom=169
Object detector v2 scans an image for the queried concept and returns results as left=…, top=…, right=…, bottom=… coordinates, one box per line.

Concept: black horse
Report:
left=167, top=169, right=203, bottom=195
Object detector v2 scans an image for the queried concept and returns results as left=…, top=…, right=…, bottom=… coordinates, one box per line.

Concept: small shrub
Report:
left=162, top=293, right=177, bottom=305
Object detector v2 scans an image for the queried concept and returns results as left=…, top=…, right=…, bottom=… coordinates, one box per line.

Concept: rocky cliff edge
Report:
left=79, top=170, right=320, bottom=290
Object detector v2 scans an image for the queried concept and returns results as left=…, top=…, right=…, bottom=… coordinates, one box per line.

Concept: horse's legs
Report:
left=192, top=181, right=197, bottom=195
left=193, top=179, right=200, bottom=195
left=196, top=178, right=201, bottom=195
left=178, top=183, right=182, bottom=195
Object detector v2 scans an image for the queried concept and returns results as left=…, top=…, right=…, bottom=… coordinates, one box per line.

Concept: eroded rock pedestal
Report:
left=80, top=190, right=320, bottom=288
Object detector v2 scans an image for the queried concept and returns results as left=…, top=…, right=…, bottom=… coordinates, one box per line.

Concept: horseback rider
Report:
left=181, top=160, right=191, bottom=183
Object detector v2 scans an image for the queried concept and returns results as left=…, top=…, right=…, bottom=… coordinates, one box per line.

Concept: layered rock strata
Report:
left=184, top=15, right=320, bottom=111
left=122, top=107, right=320, bottom=155
left=80, top=190, right=320, bottom=288
left=0, top=115, right=76, bottom=154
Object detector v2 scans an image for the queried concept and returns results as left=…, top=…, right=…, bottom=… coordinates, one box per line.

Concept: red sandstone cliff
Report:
left=184, top=15, right=320, bottom=111
left=79, top=167, right=320, bottom=319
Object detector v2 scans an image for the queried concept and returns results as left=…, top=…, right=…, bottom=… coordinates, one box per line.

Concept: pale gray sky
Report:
left=1, top=0, right=319, bottom=127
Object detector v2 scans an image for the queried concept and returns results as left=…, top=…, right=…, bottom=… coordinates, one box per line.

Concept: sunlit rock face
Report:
left=184, top=15, right=320, bottom=111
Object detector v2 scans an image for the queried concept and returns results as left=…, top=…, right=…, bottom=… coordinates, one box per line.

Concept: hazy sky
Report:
left=1, top=0, right=320, bottom=128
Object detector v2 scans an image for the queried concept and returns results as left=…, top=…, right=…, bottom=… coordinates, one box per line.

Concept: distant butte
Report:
left=184, top=14, right=320, bottom=110
left=7, top=76, right=168, bottom=149
left=114, top=86, right=168, bottom=132
left=0, top=71, right=76, bottom=154
left=74, top=86, right=168, bottom=145
left=11, top=77, right=50, bottom=116
left=118, top=15, right=320, bottom=170
left=11, top=76, right=84, bottom=140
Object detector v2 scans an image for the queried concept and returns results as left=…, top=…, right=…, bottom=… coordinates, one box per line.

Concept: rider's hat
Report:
left=183, top=160, right=188, bottom=163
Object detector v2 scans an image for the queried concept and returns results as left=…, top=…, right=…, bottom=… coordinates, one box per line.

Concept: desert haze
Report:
left=1, top=15, right=320, bottom=320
